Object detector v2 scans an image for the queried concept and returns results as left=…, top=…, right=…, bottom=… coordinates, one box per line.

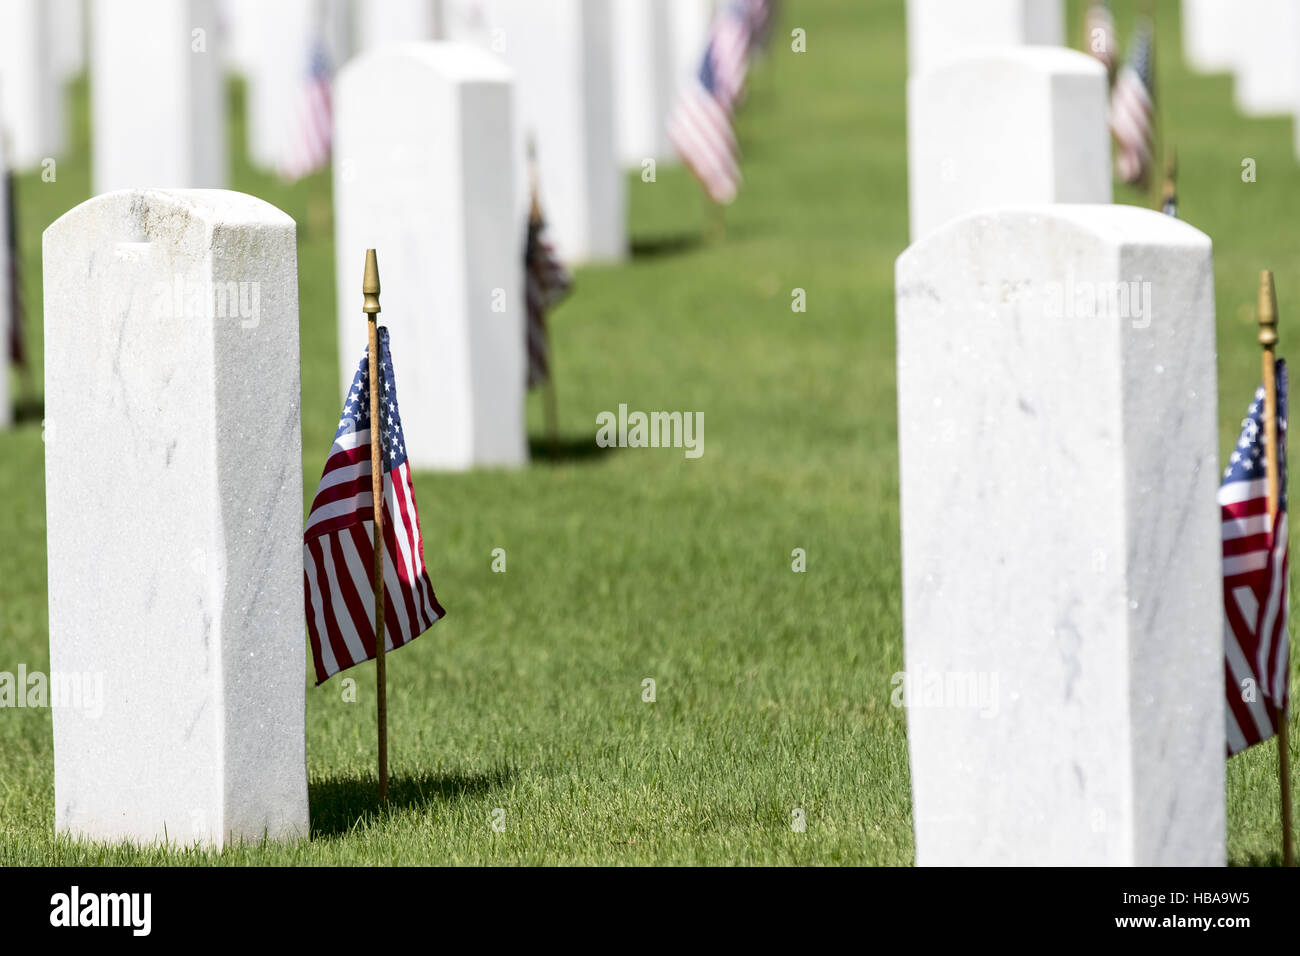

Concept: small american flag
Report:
left=304, top=328, right=445, bottom=685
left=667, top=0, right=758, bottom=204
left=280, top=37, right=333, bottom=181
left=524, top=207, right=573, bottom=390
left=1221, top=362, right=1290, bottom=756
left=1110, top=17, right=1156, bottom=187
left=1083, top=0, right=1117, bottom=82
left=5, top=169, right=25, bottom=370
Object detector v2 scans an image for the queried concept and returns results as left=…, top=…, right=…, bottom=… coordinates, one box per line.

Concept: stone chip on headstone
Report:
left=907, top=47, right=1111, bottom=241
left=44, top=188, right=308, bottom=846
left=334, top=43, right=525, bottom=471
left=895, top=204, right=1225, bottom=866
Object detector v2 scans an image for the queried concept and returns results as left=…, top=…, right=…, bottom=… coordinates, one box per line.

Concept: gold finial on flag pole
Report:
left=363, top=248, right=389, bottom=804
left=1258, top=269, right=1294, bottom=866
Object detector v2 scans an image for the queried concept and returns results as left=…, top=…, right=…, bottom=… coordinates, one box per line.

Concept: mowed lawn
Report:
left=0, top=0, right=1295, bottom=865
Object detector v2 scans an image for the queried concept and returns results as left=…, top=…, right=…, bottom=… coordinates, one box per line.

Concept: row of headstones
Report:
left=1183, top=0, right=1300, bottom=157
left=902, top=4, right=1226, bottom=864
left=0, top=0, right=712, bottom=263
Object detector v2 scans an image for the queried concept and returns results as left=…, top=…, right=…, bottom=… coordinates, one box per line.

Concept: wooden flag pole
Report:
left=1259, top=269, right=1294, bottom=866
left=363, top=248, right=389, bottom=804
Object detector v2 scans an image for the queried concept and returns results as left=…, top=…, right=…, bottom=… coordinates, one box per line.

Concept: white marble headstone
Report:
left=613, top=0, right=676, bottom=166
left=907, top=47, right=1111, bottom=241
left=356, top=0, right=440, bottom=52
left=445, top=0, right=625, bottom=263
left=895, top=205, right=1225, bottom=866
left=43, top=189, right=308, bottom=847
left=1182, top=0, right=1243, bottom=73
left=90, top=0, right=227, bottom=194
left=245, top=0, right=349, bottom=171
left=1232, top=0, right=1300, bottom=117
left=0, top=0, right=65, bottom=169
left=334, top=43, right=525, bottom=471
left=669, top=0, right=713, bottom=94
left=905, top=0, right=1063, bottom=76
left=52, top=0, right=86, bottom=81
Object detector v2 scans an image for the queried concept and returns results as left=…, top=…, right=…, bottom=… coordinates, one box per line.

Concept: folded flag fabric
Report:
left=304, top=327, right=445, bottom=684
left=524, top=206, right=573, bottom=390
left=5, top=169, right=25, bottom=370
left=1221, top=361, right=1290, bottom=756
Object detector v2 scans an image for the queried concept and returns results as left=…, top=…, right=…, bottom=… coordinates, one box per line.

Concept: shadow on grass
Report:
left=630, top=233, right=703, bottom=260
left=310, top=766, right=514, bottom=838
left=528, top=435, right=616, bottom=465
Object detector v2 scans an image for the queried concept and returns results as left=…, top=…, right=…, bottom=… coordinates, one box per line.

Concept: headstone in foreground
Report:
left=43, top=189, right=308, bottom=846
left=907, top=47, right=1110, bottom=241
left=895, top=205, right=1225, bottom=866
left=90, top=0, right=227, bottom=194
left=445, top=0, right=625, bottom=264
left=0, top=0, right=65, bottom=168
left=333, top=43, right=525, bottom=470
left=905, top=0, right=1063, bottom=76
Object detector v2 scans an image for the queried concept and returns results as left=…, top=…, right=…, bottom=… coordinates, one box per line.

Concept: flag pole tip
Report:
left=363, top=248, right=381, bottom=315
left=1259, top=269, right=1278, bottom=347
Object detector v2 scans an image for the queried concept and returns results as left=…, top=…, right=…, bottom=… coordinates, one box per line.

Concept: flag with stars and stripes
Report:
left=666, top=0, right=758, bottom=204
left=524, top=206, right=572, bottom=389
left=280, top=36, right=333, bottom=181
left=304, top=328, right=445, bottom=685
left=1220, top=361, right=1290, bottom=756
left=1083, top=0, right=1117, bottom=83
left=1109, top=16, right=1156, bottom=187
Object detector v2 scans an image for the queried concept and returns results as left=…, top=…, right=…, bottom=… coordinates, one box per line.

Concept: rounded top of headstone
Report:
left=899, top=204, right=1211, bottom=272
left=338, top=40, right=514, bottom=86
left=912, top=45, right=1106, bottom=84
left=45, top=189, right=295, bottom=243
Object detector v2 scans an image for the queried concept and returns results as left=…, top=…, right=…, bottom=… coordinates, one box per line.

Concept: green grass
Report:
left=0, top=0, right=1295, bottom=865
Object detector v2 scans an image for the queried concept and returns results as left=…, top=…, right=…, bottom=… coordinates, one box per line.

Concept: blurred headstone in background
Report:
left=90, top=0, right=228, bottom=194
left=907, top=48, right=1110, bottom=241
left=0, top=131, right=11, bottom=431
left=1231, top=0, right=1299, bottom=117
left=51, top=0, right=87, bottom=81
left=246, top=0, right=350, bottom=172
left=612, top=0, right=675, bottom=166
left=220, top=0, right=263, bottom=75
left=0, top=0, right=66, bottom=169
left=1181, top=0, right=1242, bottom=73
left=905, top=0, right=1063, bottom=76
left=44, top=188, right=308, bottom=846
left=896, top=204, right=1225, bottom=865
left=355, top=0, right=441, bottom=53
left=669, top=0, right=715, bottom=96
left=445, top=0, right=625, bottom=264
left=334, top=43, right=525, bottom=470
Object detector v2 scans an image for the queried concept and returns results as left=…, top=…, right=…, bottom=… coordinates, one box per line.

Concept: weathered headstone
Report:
left=613, top=0, right=675, bottom=166
left=445, top=0, right=625, bottom=263
left=0, top=0, right=65, bottom=169
left=43, top=189, right=308, bottom=846
left=90, top=0, right=227, bottom=194
left=356, top=0, right=440, bottom=52
left=334, top=43, right=525, bottom=470
left=905, top=0, right=1063, bottom=76
left=1182, top=0, right=1242, bottom=73
left=895, top=205, right=1224, bottom=866
left=907, top=48, right=1110, bottom=241
left=1233, top=0, right=1300, bottom=117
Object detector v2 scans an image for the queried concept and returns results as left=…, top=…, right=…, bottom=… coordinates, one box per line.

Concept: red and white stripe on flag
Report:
left=667, top=85, right=741, bottom=205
